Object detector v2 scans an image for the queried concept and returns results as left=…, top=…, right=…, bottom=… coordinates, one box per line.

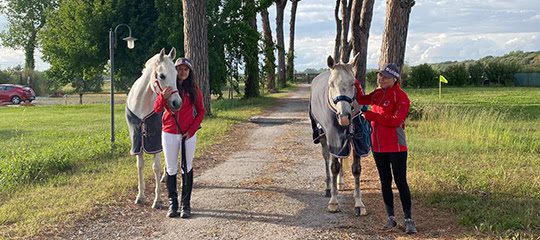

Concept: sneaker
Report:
left=382, top=216, right=397, bottom=230
left=405, top=218, right=417, bottom=234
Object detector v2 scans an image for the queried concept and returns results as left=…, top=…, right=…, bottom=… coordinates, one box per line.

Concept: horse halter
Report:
left=332, top=95, right=353, bottom=105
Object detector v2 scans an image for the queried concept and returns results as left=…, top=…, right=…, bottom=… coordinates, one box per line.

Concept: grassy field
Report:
left=0, top=86, right=538, bottom=238
left=0, top=88, right=291, bottom=238
left=405, top=87, right=540, bottom=237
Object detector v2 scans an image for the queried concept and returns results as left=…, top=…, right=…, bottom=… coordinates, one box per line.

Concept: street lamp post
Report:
left=109, top=24, right=137, bottom=148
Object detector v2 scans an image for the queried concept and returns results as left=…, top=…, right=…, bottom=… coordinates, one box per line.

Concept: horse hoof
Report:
left=354, top=207, right=367, bottom=217
left=325, top=189, right=331, bottom=197
left=327, top=203, right=340, bottom=213
left=355, top=207, right=367, bottom=216
left=152, top=200, right=164, bottom=209
left=134, top=197, right=145, bottom=205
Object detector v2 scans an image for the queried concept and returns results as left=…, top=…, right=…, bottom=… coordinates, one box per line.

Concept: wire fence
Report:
left=33, top=93, right=128, bottom=105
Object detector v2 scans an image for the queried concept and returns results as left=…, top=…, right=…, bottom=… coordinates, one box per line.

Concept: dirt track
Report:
left=48, top=84, right=470, bottom=239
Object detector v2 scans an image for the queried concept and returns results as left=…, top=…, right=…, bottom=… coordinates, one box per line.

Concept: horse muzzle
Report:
left=338, top=113, right=351, bottom=126
left=168, top=94, right=182, bottom=112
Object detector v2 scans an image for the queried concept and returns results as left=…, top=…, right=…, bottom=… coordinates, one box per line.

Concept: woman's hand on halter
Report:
left=161, top=86, right=173, bottom=99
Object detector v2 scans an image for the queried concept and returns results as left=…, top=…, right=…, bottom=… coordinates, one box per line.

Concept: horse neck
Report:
left=126, top=69, right=156, bottom=120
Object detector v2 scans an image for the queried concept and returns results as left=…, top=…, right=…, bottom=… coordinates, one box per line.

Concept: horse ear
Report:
left=168, top=47, right=176, bottom=60
left=327, top=55, right=335, bottom=69
left=159, top=48, right=166, bottom=61
left=350, top=52, right=360, bottom=68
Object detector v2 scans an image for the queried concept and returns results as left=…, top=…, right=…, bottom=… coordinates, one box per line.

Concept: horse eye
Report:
left=159, top=74, right=165, bottom=79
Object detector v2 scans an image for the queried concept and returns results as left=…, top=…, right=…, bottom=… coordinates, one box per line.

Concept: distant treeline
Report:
left=404, top=50, right=540, bottom=87
left=432, top=50, right=540, bottom=73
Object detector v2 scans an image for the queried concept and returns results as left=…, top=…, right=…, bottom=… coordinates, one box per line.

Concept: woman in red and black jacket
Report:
left=356, top=63, right=417, bottom=234
left=154, top=57, right=205, bottom=218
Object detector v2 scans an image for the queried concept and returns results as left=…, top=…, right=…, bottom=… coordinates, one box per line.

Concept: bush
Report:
left=467, top=62, right=485, bottom=85
left=443, top=64, right=469, bottom=86
left=485, top=61, right=520, bottom=86
left=408, top=63, right=437, bottom=88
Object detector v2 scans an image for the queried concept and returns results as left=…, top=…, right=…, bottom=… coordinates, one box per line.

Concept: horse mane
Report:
left=141, top=54, right=160, bottom=75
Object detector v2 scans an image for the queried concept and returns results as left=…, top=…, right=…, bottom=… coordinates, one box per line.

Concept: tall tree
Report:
left=154, top=0, right=184, bottom=56
left=41, top=0, right=111, bottom=103
left=286, top=0, right=300, bottom=83
left=379, top=0, right=415, bottom=73
left=207, top=0, right=229, bottom=99
left=260, top=7, right=276, bottom=92
left=0, top=0, right=58, bottom=89
left=333, top=0, right=341, bottom=61
left=274, top=0, right=287, bottom=88
left=242, top=0, right=260, bottom=98
left=338, top=0, right=352, bottom=63
left=351, top=0, right=374, bottom=88
left=113, top=0, right=160, bottom=91
left=183, top=0, right=211, bottom=115
left=333, top=0, right=375, bottom=88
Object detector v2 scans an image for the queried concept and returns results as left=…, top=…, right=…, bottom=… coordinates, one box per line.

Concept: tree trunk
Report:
left=351, top=0, right=374, bottom=89
left=243, top=0, right=259, bottom=98
left=333, top=0, right=342, bottom=61
left=339, top=0, right=352, bottom=63
left=261, top=8, right=276, bottom=93
left=379, top=0, right=415, bottom=73
left=24, top=30, right=37, bottom=89
left=275, top=0, right=287, bottom=88
left=183, top=0, right=211, bottom=115
left=286, top=0, right=300, bottom=83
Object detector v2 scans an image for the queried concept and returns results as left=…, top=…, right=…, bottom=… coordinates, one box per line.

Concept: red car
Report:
left=0, top=84, right=36, bottom=104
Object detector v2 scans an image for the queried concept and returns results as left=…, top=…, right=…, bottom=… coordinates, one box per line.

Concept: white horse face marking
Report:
left=152, top=48, right=182, bottom=112
left=327, top=55, right=357, bottom=126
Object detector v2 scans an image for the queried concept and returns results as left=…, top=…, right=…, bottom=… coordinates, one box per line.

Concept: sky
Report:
left=0, top=0, right=539, bottom=71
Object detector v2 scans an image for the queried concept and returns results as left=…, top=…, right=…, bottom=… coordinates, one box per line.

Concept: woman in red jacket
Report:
left=356, top=63, right=416, bottom=234
left=154, top=57, right=205, bottom=218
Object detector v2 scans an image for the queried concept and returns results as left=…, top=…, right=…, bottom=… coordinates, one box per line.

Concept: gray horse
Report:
left=309, top=54, right=369, bottom=216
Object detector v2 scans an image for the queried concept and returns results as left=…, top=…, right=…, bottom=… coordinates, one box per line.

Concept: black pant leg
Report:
left=389, top=151, right=412, bottom=219
left=373, top=152, right=395, bottom=217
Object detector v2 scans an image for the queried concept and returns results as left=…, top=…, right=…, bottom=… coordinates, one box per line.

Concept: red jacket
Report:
left=356, top=82, right=410, bottom=153
left=154, top=87, right=206, bottom=137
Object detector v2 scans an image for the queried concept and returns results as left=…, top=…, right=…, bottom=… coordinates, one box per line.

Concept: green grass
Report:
left=405, top=87, right=540, bottom=237
left=0, top=87, right=293, bottom=238
left=1, top=85, right=537, bottom=237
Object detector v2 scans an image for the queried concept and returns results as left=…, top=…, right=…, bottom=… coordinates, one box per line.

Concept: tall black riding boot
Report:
left=166, top=173, right=180, bottom=218
left=180, top=170, right=193, bottom=218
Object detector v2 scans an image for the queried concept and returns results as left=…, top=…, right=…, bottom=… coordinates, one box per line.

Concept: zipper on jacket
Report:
left=375, top=88, right=387, bottom=152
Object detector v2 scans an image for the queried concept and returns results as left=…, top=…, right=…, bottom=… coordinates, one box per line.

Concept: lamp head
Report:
left=123, top=36, right=137, bottom=49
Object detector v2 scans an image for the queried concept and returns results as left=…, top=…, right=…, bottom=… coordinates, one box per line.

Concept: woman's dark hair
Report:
left=178, top=69, right=198, bottom=104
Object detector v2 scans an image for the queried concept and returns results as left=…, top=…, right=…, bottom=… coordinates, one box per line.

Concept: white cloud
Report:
left=0, top=46, right=50, bottom=70
left=405, top=32, right=539, bottom=65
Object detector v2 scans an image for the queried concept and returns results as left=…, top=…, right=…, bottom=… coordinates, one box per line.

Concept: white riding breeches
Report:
left=162, top=131, right=197, bottom=175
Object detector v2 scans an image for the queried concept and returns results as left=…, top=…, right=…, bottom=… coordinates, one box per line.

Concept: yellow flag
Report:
left=439, top=75, right=448, bottom=83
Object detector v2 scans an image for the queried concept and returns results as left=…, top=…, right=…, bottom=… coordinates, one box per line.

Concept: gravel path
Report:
left=47, top=84, right=470, bottom=239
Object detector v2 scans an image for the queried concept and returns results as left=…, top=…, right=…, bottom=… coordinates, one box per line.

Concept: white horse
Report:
left=309, top=54, right=368, bottom=216
left=125, top=48, right=181, bottom=209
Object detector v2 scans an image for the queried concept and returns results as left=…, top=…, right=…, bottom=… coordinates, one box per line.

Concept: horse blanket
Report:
left=126, top=107, right=163, bottom=155
left=309, top=71, right=370, bottom=158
